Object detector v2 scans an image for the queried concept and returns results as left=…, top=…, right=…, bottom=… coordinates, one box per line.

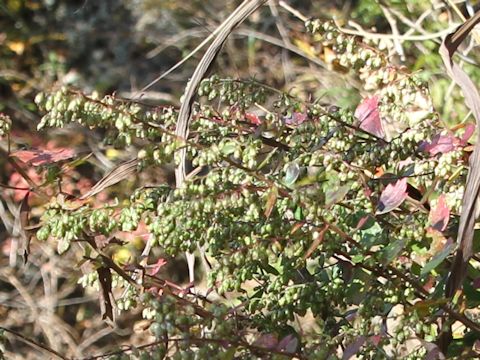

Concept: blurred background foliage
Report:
left=2, top=0, right=480, bottom=358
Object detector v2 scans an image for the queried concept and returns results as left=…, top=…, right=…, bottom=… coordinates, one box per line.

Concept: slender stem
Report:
left=0, top=326, right=69, bottom=360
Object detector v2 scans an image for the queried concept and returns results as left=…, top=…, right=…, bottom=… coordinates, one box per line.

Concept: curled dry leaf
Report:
left=97, top=266, right=115, bottom=323
left=439, top=11, right=480, bottom=298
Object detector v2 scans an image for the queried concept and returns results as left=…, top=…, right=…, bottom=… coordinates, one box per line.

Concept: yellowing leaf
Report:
left=106, top=148, right=121, bottom=159
left=293, top=38, right=316, bottom=58
left=323, top=47, right=336, bottom=64
left=7, top=41, right=25, bottom=55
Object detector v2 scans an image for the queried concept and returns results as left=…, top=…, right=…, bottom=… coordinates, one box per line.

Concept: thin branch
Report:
left=0, top=326, right=69, bottom=360
left=335, top=19, right=460, bottom=41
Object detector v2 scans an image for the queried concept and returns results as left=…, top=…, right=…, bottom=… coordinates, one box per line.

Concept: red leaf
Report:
left=376, top=178, right=408, bottom=215
left=420, top=134, right=456, bottom=155
left=284, top=112, right=307, bottom=126
left=369, top=334, right=382, bottom=346
left=11, top=148, right=75, bottom=166
left=245, top=112, right=262, bottom=125
left=461, top=123, right=475, bottom=144
left=429, top=195, right=450, bottom=232
left=355, top=96, right=385, bottom=139
left=146, top=257, right=167, bottom=276
left=421, top=124, right=475, bottom=155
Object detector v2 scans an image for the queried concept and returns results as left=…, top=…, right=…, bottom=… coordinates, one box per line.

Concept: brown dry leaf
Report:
left=264, top=185, right=278, bottom=218
left=290, top=222, right=304, bottom=234
left=19, top=191, right=31, bottom=263
left=304, top=225, right=329, bottom=260
left=439, top=11, right=480, bottom=297
left=97, top=266, right=115, bottom=323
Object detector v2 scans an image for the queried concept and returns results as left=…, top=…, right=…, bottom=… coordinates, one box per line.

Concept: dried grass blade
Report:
left=79, top=158, right=138, bottom=200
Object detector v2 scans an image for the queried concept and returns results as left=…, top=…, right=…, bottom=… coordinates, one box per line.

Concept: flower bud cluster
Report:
left=31, top=22, right=470, bottom=354
left=0, top=113, right=11, bottom=137
left=35, top=87, right=177, bottom=146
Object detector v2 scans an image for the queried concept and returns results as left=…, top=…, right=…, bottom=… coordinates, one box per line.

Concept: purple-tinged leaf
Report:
left=474, top=339, right=480, bottom=354
left=473, top=277, right=480, bottom=289
left=429, top=195, right=450, bottom=232
left=369, top=335, right=382, bottom=346
left=376, top=178, right=408, bottom=215
left=423, top=341, right=445, bottom=360
left=354, top=215, right=370, bottom=231
left=355, top=96, right=385, bottom=139
left=276, top=334, right=298, bottom=354
left=342, top=336, right=366, bottom=360
left=253, top=333, right=278, bottom=349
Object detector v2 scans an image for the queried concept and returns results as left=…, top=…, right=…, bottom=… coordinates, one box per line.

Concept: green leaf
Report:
left=221, top=347, right=237, bottom=360
left=221, top=141, right=236, bottom=155
left=359, top=221, right=382, bottom=249
left=325, top=184, right=350, bottom=208
left=421, top=243, right=455, bottom=277
left=351, top=254, right=364, bottom=264
left=294, top=206, right=303, bottom=220
left=284, top=162, right=300, bottom=186
left=381, top=238, right=406, bottom=265
left=463, top=280, right=480, bottom=305
left=261, top=263, right=280, bottom=275
left=57, top=237, right=70, bottom=254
